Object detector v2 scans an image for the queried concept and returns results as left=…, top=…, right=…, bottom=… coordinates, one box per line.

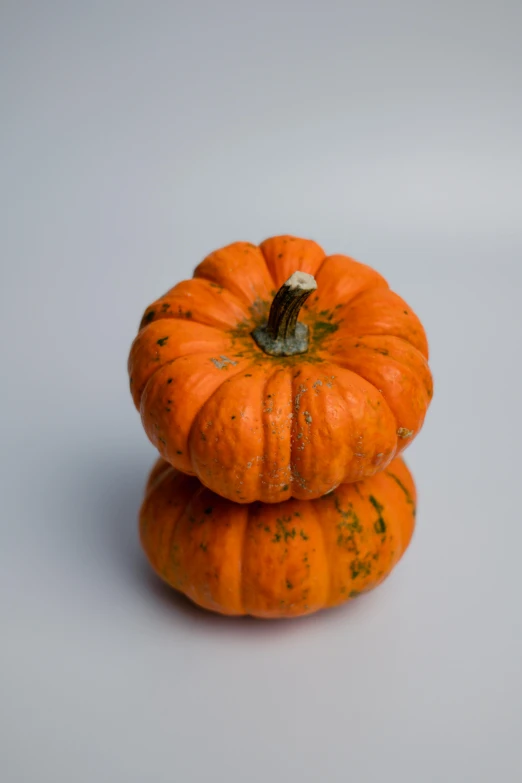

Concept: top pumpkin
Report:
left=128, top=235, right=433, bottom=503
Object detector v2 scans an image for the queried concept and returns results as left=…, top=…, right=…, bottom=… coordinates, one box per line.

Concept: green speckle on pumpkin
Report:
left=272, top=517, right=296, bottom=544
left=350, top=558, right=372, bottom=579
left=385, top=471, right=415, bottom=506
left=369, top=495, right=384, bottom=513
left=157, top=336, right=169, bottom=347
left=369, top=495, right=387, bottom=533
left=335, top=497, right=363, bottom=533
left=313, top=321, right=339, bottom=340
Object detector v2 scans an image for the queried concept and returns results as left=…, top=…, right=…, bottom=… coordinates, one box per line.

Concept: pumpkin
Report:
left=129, top=235, right=432, bottom=503
left=140, top=456, right=416, bottom=618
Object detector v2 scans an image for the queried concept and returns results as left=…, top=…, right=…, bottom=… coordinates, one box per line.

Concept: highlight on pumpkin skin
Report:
left=128, top=235, right=433, bottom=503
left=139, top=456, right=417, bottom=619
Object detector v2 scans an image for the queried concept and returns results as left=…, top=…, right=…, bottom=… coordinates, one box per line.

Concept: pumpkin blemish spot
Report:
left=141, top=310, right=155, bottom=325
left=211, top=355, right=238, bottom=369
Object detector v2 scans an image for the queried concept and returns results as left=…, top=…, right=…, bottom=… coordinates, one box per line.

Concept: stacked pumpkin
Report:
left=128, top=236, right=432, bottom=618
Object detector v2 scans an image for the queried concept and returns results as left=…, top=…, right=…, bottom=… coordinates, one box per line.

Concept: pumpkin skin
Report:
left=140, top=456, right=416, bottom=619
left=129, top=235, right=432, bottom=503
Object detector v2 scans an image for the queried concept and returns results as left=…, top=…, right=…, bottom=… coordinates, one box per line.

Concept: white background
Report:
left=2, top=2, right=521, bottom=781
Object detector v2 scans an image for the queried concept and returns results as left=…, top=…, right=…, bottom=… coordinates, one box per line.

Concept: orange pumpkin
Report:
left=140, top=456, right=416, bottom=618
left=129, top=235, right=432, bottom=503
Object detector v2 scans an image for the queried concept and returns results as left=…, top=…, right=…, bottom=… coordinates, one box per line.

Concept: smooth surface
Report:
left=1, top=2, right=521, bottom=781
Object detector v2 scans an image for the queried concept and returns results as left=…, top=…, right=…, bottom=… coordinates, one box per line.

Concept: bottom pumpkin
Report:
left=140, top=457, right=416, bottom=619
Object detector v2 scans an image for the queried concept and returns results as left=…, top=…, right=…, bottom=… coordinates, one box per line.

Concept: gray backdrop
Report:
left=2, top=2, right=521, bottom=782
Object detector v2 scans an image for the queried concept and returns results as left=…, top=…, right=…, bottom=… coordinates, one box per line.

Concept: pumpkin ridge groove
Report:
left=145, top=460, right=173, bottom=499
left=149, top=282, right=250, bottom=330
left=329, top=336, right=430, bottom=377
left=186, top=360, right=258, bottom=469
left=160, top=471, right=187, bottom=577
left=259, top=369, right=272, bottom=500
left=308, top=250, right=329, bottom=280
left=315, top=500, right=332, bottom=607
left=239, top=505, right=251, bottom=615
left=139, top=315, right=230, bottom=336
left=334, top=281, right=390, bottom=308
left=193, top=244, right=272, bottom=308
left=258, top=243, right=277, bottom=290
left=138, top=347, right=235, bottom=414
left=330, top=345, right=431, bottom=432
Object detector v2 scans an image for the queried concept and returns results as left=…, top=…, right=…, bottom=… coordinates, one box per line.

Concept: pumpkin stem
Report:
left=251, top=271, right=317, bottom=357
